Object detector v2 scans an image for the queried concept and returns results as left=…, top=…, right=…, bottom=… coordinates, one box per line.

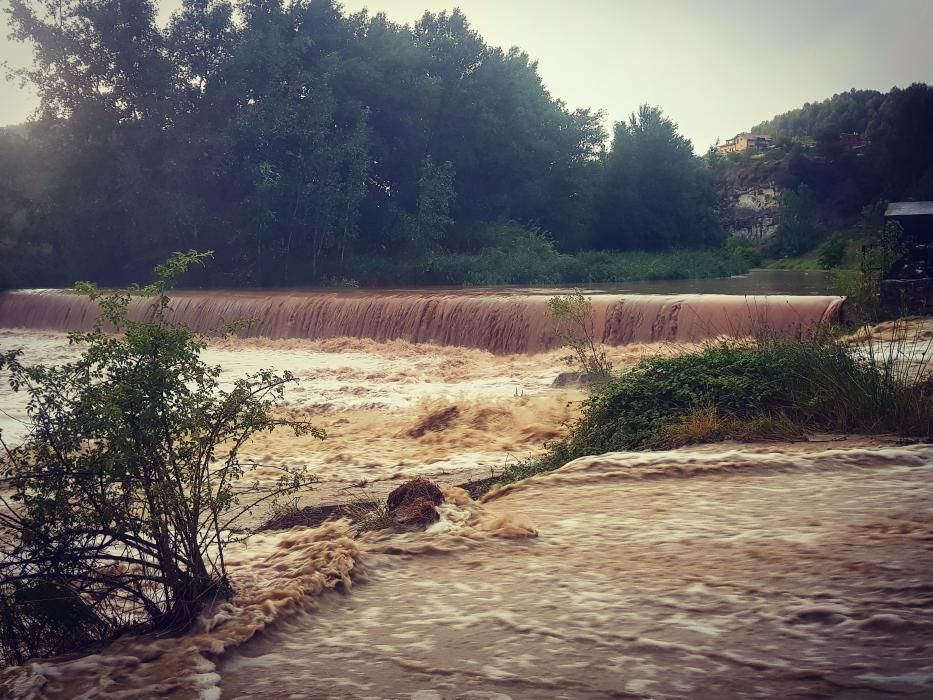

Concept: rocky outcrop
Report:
left=387, top=478, right=445, bottom=529
left=718, top=160, right=784, bottom=241
left=551, top=371, right=591, bottom=388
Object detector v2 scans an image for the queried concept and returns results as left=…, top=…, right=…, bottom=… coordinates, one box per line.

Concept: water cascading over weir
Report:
left=0, top=289, right=845, bottom=354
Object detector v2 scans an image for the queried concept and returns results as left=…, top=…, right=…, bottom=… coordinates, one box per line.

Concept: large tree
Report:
left=595, top=105, right=721, bottom=250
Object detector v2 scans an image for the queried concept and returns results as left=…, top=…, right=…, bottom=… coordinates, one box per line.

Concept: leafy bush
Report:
left=546, top=292, right=612, bottom=384
left=724, top=236, right=763, bottom=267
left=0, top=252, right=321, bottom=666
left=816, top=235, right=848, bottom=269
left=834, top=221, right=906, bottom=322
left=452, top=226, right=566, bottom=285
left=504, top=333, right=932, bottom=480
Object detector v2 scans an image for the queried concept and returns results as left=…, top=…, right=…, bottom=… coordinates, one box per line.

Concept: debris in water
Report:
left=258, top=503, right=347, bottom=531
left=406, top=406, right=460, bottom=437
left=387, top=478, right=445, bottom=529
left=551, top=370, right=592, bottom=388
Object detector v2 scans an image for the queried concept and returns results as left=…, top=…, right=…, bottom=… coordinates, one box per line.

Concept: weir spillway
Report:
left=0, top=289, right=845, bottom=354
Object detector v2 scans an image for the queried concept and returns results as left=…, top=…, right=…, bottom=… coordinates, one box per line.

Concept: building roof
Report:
left=886, top=201, right=933, bottom=217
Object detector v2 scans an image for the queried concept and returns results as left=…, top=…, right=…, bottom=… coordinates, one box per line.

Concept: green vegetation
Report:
left=766, top=237, right=862, bottom=272
left=594, top=105, right=722, bottom=250
left=752, top=89, right=887, bottom=145
left=768, top=184, right=820, bottom=257
left=752, top=87, right=933, bottom=204
left=815, top=235, right=848, bottom=269
left=502, top=330, right=932, bottom=483
left=350, top=234, right=750, bottom=286
left=0, top=1, right=723, bottom=289
left=832, top=221, right=908, bottom=324
left=0, top=3, right=930, bottom=289
left=762, top=200, right=899, bottom=313
left=546, top=292, right=612, bottom=384
left=0, top=253, right=320, bottom=666
left=2, top=2, right=931, bottom=289
left=723, top=236, right=763, bottom=267
left=730, top=86, right=933, bottom=282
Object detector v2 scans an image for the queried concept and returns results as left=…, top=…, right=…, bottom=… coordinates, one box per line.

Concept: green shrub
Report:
left=817, top=235, right=848, bottom=269
left=724, top=236, right=763, bottom=267
left=504, top=334, right=932, bottom=481
left=546, top=292, right=612, bottom=384
left=833, top=221, right=906, bottom=323
left=343, top=224, right=750, bottom=286
left=0, top=253, right=321, bottom=666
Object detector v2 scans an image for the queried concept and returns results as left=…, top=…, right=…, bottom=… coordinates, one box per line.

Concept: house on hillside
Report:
left=839, top=132, right=870, bottom=152
left=718, top=133, right=772, bottom=154
left=880, top=201, right=933, bottom=314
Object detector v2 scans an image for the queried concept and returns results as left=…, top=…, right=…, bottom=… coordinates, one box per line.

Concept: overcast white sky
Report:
left=2, top=0, right=932, bottom=150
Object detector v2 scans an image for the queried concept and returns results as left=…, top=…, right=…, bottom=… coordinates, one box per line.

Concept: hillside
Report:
left=751, top=89, right=885, bottom=143
left=719, top=83, right=933, bottom=261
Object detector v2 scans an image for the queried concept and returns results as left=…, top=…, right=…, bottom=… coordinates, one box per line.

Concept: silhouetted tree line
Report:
left=714, top=84, right=933, bottom=260
left=0, top=0, right=723, bottom=288
left=2, top=2, right=931, bottom=289
left=751, top=85, right=933, bottom=204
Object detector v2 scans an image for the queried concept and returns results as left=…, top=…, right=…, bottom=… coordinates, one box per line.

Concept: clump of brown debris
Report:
left=386, top=478, right=445, bottom=529
left=260, top=477, right=448, bottom=533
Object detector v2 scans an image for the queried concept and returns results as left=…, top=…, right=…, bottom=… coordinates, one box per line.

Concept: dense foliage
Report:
left=349, top=230, right=750, bottom=286
left=0, top=252, right=321, bottom=665
left=752, top=89, right=886, bottom=144
left=504, top=333, right=933, bottom=482
left=0, top=0, right=724, bottom=288
left=595, top=106, right=721, bottom=250
left=751, top=85, right=933, bottom=203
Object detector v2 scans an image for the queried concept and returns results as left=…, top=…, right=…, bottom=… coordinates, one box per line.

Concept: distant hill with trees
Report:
left=751, top=89, right=886, bottom=144
left=715, top=84, right=933, bottom=262
left=750, top=85, right=933, bottom=203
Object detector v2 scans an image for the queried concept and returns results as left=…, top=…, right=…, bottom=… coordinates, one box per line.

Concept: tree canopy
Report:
left=0, top=0, right=723, bottom=287
left=595, top=106, right=721, bottom=250
left=2, top=1, right=931, bottom=287
left=751, top=84, right=933, bottom=202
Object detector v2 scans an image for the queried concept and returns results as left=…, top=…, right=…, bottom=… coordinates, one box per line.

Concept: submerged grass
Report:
left=502, top=327, right=933, bottom=483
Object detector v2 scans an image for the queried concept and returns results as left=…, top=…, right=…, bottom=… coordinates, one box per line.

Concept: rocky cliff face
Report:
left=717, top=152, right=873, bottom=243
left=718, top=160, right=784, bottom=241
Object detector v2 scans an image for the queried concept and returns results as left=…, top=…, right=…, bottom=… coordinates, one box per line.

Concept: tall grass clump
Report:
left=505, top=329, right=932, bottom=481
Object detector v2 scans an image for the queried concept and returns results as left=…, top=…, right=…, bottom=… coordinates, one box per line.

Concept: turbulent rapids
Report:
left=0, top=288, right=844, bottom=353
left=1, top=287, right=930, bottom=700
left=4, top=443, right=933, bottom=699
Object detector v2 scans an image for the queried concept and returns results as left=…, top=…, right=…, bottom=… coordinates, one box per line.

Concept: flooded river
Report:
left=1, top=271, right=931, bottom=699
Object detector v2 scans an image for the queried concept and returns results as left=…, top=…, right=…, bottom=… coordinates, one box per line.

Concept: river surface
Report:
left=0, top=270, right=844, bottom=353
left=1, top=274, right=931, bottom=699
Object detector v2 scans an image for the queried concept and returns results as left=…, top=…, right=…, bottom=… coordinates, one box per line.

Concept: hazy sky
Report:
left=2, top=0, right=932, bottom=149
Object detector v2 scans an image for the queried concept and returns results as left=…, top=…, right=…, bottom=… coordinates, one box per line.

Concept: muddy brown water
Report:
left=2, top=276, right=932, bottom=699
left=0, top=270, right=842, bottom=354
